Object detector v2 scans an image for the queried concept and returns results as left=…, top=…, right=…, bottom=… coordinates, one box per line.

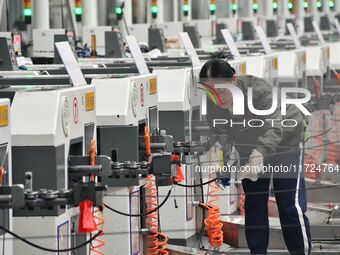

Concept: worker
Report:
left=200, top=54, right=311, bottom=255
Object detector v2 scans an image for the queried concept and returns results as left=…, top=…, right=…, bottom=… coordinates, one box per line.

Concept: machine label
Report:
left=0, top=105, right=8, bottom=127
left=149, top=78, right=157, bottom=95
left=302, top=52, right=307, bottom=65
left=140, top=84, right=144, bottom=107
left=241, top=63, right=247, bottom=75
left=326, top=47, right=330, bottom=60
left=273, top=57, right=278, bottom=71
left=73, top=97, right=79, bottom=124
left=85, top=92, right=95, bottom=111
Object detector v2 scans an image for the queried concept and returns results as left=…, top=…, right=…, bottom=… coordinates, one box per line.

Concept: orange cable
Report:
left=204, top=180, right=223, bottom=248
left=145, top=175, right=169, bottom=255
left=89, top=140, right=106, bottom=255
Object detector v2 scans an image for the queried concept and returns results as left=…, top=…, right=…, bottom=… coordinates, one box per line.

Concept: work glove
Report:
left=238, top=149, right=264, bottom=182
left=216, top=171, right=231, bottom=190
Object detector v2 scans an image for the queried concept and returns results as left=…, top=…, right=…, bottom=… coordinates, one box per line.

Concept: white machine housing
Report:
left=11, top=86, right=96, bottom=148
left=93, top=74, right=158, bottom=127
left=243, top=53, right=278, bottom=79
left=12, top=85, right=96, bottom=255
left=33, top=29, right=66, bottom=58
left=155, top=67, right=200, bottom=112
left=305, top=44, right=330, bottom=77
left=128, top=24, right=149, bottom=43
left=82, top=26, right=112, bottom=55
left=277, top=48, right=307, bottom=80
left=328, top=41, right=340, bottom=70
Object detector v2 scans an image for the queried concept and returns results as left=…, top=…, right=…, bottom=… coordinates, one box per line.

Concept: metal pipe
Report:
left=33, top=0, right=50, bottom=29
left=98, top=0, right=107, bottom=26
left=296, top=0, right=305, bottom=35
left=82, top=0, right=98, bottom=27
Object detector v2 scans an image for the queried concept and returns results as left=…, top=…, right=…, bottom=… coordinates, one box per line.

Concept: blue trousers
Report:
left=241, top=147, right=311, bottom=255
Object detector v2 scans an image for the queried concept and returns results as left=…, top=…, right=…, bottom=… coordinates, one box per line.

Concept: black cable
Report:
left=104, top=182, right=340, bottom=198
left=5, top=0, right=9, bottom=32
left=305, top=128, right=332, bottom=143
left=1, top=214, right=4, bottom=255
left=175, top=178, right=218, bottom=188
left=104, top=186, right=173, bottom=217
left=180, top=140, right=340, bottom=166
left=122, top=10, right=130, bottom=36
left=1, top=202, right=4, bottom=254
left=0, top=225, right=102, bottom=253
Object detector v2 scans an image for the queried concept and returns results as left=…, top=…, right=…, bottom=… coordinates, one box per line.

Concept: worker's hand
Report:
left=216, top=171, right=230, bottom=190
left=238, top=149, right=264, bottom=182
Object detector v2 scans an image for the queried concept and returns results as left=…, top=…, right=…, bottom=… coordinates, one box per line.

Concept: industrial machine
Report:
left=0, top=84, right=105, bottom=255
left=0, top=37, right=18, bottom=71
left=154, top=58, right=246, bottom=247
left=32, top=29, right=66, bottom=59
left=0, top=98, right=12, bottom=255
left=2, top=0, right=340, bottom=252
left=92, top=72, right=175, bottom=254
left=82, top=26, right=113, bottom=56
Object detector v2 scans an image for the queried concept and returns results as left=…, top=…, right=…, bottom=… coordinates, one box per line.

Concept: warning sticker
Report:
left=85, top=92, right=95, bottom=111
left=149, top=78, right=157, bottom=95
left=0, top=105, right=8, bottom=127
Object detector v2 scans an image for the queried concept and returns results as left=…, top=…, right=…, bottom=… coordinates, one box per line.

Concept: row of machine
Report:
left=0, top=2, right=340, bottom=255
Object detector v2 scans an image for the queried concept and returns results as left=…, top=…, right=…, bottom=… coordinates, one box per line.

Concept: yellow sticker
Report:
left=327, top=48, right=330, bottom=59
left=149, top=78, right=157, bottom=95
left=0, top=105, right=8, bottom=127
left=241, top=63, right=247, bottom=75
left=302, top=52, right=307, bottom=65
left=85, top=92, right=95, bottom=111
left=273, top=57, right=278, bottom=70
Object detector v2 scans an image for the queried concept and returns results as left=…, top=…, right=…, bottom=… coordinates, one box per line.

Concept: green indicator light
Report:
left=252, top=3, right=259, bottom=10
left=183, top=4, right=190, bottom=12
left=303, top=2, right=309, bottom=8
left=288, top=2, right=293, bottom=9
left=316, top=1, right=322, bottom=8
left=209, top=4, right=216, bottom=11
left=272, top=2, right=278, bottom=9
left=115, top=7, right=122, bottom=14
left=151, top=5, right=158, bottom=14
left=329, top=1, right=335, bottom=8
left=231, top=3, right=238, bottom=11
left=75, top=7, right=83, bottom=15
left=24, top=8, right=32, bottom=16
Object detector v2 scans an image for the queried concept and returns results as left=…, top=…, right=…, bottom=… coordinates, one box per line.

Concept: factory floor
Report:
left=169, top=241, right=340, bottom=254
